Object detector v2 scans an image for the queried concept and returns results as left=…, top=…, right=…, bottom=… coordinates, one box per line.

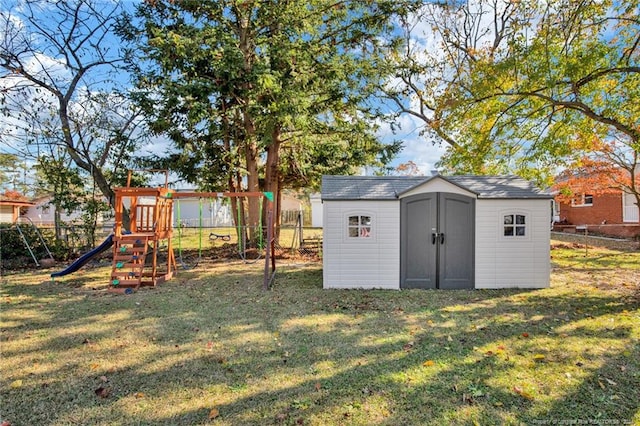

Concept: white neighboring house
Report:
left=172, top=195, right=233, bottom=228
left=172, top=192, right=305, bottom=228
left=321, top=175, right=552, bottom=290
left=309, top=193, right=323, bottom=228
left=281, top=193, right=303, bottom=211
left=23, top=195, right=110, bottom=227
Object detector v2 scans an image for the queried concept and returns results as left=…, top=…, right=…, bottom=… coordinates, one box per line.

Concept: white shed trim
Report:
left=401, top=178, right=476, bottom=199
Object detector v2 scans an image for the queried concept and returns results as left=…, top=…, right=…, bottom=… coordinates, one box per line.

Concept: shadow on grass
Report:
left=1, top=265, right=639, bottom=425
left=551, top=249, right=640, bottom=270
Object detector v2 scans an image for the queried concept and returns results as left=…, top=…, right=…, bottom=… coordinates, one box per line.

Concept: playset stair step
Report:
left=110, top=279, right=143, bottom=288
left=111, top=271, right=143, bottom=279
left=113, top=256, right=144, bottom=265
left=111, top=236, right=150, bottom=291
left=112, top=262, right=145, bottom=269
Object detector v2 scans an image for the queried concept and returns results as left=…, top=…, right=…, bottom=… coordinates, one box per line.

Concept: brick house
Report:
left=553, top=190, right=640, bottom=239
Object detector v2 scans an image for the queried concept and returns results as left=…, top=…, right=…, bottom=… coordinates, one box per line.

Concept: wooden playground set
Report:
left=107, top=171, right=276, bottom=293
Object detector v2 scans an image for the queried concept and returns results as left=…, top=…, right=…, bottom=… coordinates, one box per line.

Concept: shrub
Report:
left=0, top=224, right=70, bottom=261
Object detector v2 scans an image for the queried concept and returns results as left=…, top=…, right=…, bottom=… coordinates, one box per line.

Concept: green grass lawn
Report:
left=1, top=241, right=638, bottom=425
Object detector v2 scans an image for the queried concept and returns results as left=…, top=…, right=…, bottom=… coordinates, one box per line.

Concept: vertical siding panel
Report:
left=475, top=200, right=550, bottom=289
left=323, top=200, right=399, bottom=289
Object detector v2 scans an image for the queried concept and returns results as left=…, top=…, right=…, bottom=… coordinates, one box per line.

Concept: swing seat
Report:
left=209, top=232, right=231, bottom=241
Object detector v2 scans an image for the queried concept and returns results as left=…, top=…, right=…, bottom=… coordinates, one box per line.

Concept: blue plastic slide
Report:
left=51, top=234, right=114, bottom=278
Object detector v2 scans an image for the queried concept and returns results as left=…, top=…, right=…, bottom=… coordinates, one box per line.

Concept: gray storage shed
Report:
left=321, top=174, right=552, bottom=289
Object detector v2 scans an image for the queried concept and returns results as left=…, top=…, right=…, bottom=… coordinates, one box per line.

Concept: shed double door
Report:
left=400, top=192, right=475, bottom=289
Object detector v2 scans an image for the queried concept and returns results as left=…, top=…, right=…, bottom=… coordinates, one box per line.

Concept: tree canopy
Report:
left=385, top=0, right=639, bottom=194
left=1, top=0, right=147, bottom=206
left=119, top=0, right=412, bottom=228
left=3, top=0, right=638, bottom=232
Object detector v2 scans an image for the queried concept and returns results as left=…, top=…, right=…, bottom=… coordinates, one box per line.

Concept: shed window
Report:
left=348, top=215, right=372, bottom=238
left=503, top=214, right=526, bottom=237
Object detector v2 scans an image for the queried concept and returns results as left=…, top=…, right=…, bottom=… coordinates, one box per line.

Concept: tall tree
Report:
left=552, top=156, right=631, bottom=204
left=0, top=152, right=30, bottom=193
left=383, top=0, right=541, bottom=176
left=120, top=0, right=408, bottom=235
left=384, top=0, right=639, bottom=200
left=0, top=0, right=146, bottom=214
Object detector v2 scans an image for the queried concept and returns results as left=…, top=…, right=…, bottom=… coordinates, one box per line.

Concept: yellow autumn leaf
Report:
left=519, top=390, right=534, bottom=400
left=10, top=379, right=23, bottom=388
left=513, top=386, right=534, bottom=400
left=134, top=392, right=145, bottom=398
left=422, top=360, right=435, bottom=367
left=533, top=354, right=546, bottom=361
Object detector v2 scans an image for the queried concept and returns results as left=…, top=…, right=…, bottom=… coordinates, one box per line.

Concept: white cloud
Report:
left=378, top=112, right=449, bottom=175
left=140, top=136, right=175, bottom=157
left=24, top=52, right=71, bottom=85
left=399, top=135, right=448, bottom=174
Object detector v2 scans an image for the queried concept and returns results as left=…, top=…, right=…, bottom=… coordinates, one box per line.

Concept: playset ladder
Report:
left=111, top=235, right=150, bottom=290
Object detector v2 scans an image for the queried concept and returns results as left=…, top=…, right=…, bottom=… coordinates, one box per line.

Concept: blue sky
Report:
left=0, top=0, right=446, bottom=179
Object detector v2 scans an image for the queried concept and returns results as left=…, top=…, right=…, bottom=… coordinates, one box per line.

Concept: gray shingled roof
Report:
left=321, top=175, right=551, bottom=200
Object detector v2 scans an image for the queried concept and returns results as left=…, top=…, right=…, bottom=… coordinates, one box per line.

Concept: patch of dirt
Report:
left=552, top=232, right=639, bottom=251
left=551, top=242, right=585, bottom=250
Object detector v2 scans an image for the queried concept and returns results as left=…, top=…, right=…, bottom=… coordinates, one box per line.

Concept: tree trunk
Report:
left=54, top=204, right=63, bottom=242
left=59, top=100, right=132, bottom=231
left=241, top=101, right=260, bottom=240
left=275, top=177, right=283, bottom=243
left=264, top=125, right=282, bottom=242
left=237, top=8, right=260, bottom=241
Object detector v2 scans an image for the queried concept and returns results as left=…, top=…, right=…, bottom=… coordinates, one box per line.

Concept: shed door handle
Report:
left=440, top=233, right=445, bottom=244
left=431, top=232, right=437, bottom=245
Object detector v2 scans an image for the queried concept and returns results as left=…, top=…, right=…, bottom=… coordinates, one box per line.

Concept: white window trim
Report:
left=622, top=190, right=639, bottom=223
left=343, top=211, right=375, bottom=242
left=500, top=211, right=531, bottom=241
left=571, top=194, right=593, bottom=207
left=551, top=199, right=560, bottom=223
